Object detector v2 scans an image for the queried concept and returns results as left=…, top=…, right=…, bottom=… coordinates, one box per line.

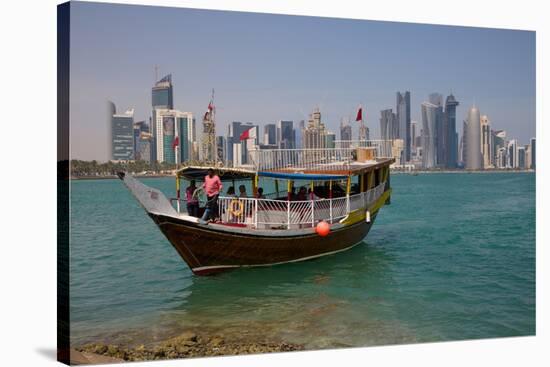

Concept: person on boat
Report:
left=226, top=186, right=236, bottom=197
left=255, top=187, right=265, bottom=199
left=238, top=185, right=248, bottom=198
left=297, top=186, right=307, bottom=201
left=200, top=168, right=223, bottom=223
left=289, top=186, right=297, bottom=201
left=185, top=180, right=199, bottom=217
left=308, top=187, right=321, bottom=200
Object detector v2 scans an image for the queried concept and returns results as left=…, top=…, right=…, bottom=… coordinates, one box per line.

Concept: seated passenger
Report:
left=239, top=184, right=248, bottom=198
left=296, top=186, right=307, bottom=201
left=226, top=186, right=236, bottom=197
left=256, top=187, right=265, bottom=199
left=308, top=188, right=321, bottom=200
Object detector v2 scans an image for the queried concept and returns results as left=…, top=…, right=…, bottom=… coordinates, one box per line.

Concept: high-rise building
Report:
left=133, top=121, right=148, bottom=160
left=138, top=132, right=153, bottom=163
left=380, top=109, right=398, bottom=141
left=530, top=137, right=536, bottom=169
left=111, top=107, right=135, bottom=161
left=464, top=105, right=482, bottom=170
left=264, top=124, right=276, bottom=145
left=496, top=147, right=507, bottom=168
left=429, top=93, right=445, bottom=167
left=480, top=115, right=491, bottom=168
left=325, top=131, right=336, bottom=148
left=396, top=91, right=411, bottom=161
left=444, top=94, right=459, bottom=168
left=491, top=130, right=506, bottom=167
left=296, top=120, right=305, bottom=149
left=410, top=121, right=418, bottom=150
left=152, top=74, right=174, bottom=109
left=151, top=74, right=174, bottom=162
left=421, top=102, right=437, bottom=169
left=229, top=122, right=258, bottom=166
left=277, top=120, right=295, bottom=149
left=340, top=118, right=352, bottom=141
left=304, top=108, right=328, bottom=149
left=507, top=139, right=518, bottom=168
left=517, top=146, right=526, bottom=169
left=154, top=109, right=194, bottom=164
left=216, top=136, right=226, bottom=163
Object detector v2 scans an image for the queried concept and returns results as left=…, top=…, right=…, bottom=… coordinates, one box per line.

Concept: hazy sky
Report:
left=69, top=2, right=536, bottom=161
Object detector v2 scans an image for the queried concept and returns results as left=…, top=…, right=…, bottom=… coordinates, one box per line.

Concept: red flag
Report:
left=172, top=136, right=179, bottom=149
left=355, top=107, right=363, bottom=122
left=240, top=127, right=257, bottom=141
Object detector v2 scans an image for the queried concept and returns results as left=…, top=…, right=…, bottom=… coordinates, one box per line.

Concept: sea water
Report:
left=69, top=172, right=535, bottom=348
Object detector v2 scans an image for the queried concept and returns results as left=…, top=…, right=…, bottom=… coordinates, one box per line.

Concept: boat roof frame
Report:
left=176, top=158, right=394, bottom=181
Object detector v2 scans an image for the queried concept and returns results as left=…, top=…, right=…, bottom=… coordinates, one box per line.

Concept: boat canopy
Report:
left=257, top=171, right=348, bottom=181
left=176, top=166, right=256, bottom=181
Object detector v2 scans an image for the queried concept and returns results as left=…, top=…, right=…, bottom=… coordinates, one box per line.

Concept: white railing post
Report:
left=287, top=200, right=290, bottom=229
left=346, top=194, right=350, bottom=213
left=329, top=199, right=333, bottom=223
left=254, top=198, right=258, bottom=229
left=311, top=200, right=315, bottom=227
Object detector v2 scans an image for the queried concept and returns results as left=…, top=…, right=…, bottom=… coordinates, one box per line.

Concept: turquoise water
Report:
left=70, top=173, right=535, bottom=348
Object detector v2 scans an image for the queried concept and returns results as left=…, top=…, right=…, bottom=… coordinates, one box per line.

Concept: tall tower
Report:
left=480, top=115, right=491, bottom=168
left=444, top=94, right=459, bottom=168
left=200, top=90, right=217, bottom=163
left=421, top=102, right=437, bottom=169
left=396, top=91, right=411, bottom=162
left=151, top=74, right=173, bottom=163
left=464, top=105, right=482, bottom=170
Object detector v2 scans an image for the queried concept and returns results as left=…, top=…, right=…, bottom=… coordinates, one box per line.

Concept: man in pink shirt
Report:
left=200, top=168, right=223, bottom=222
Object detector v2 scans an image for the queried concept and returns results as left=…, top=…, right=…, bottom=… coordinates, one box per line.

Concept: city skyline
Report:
left=70, top=2, right=535, bottom=161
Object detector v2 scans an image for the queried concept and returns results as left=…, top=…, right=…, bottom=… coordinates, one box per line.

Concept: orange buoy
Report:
left=316, top=221, right=330, bottom=236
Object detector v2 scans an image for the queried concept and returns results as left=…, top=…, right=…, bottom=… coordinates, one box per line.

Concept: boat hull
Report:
left=149, top=212, right=378, bottom=275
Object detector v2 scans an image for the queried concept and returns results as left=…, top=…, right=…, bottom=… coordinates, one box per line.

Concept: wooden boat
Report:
left=119, top=142, right=394, bottom=275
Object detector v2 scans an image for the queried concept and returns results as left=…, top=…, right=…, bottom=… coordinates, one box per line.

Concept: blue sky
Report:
left=69, top=1, right=536, bottom=161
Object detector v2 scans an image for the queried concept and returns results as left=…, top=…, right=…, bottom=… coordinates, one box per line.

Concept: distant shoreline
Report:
left=70, top=169, right=535, bottom=180
left=391, top=169, right=535, bottom=175
left=71, top=174, right=174, bottom=180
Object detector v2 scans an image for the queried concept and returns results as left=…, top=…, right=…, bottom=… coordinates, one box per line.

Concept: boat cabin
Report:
left=173, top=144, right=394, bottom=230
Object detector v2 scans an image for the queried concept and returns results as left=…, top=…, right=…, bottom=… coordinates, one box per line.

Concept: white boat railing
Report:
left=216, top=182, right=386, bottom=229
left=248, top=140, right=393, bottom=171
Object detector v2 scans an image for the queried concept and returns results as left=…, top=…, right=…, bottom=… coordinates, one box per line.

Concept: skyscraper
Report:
left=379, top=109, right=397, bottom=141
left=154, top=109, right=194, bottom=164
left=133, top=121, right=149, bottom=160
left=507, top=139, right=518, bottom=168
left=429, top=93, right=444, bottom=167
left=517, top=146, right=526, bottom=169
left=111, top=106, right=135, bottom=161
left=151, top=74, right=174, bottom=162
left=410, top=121, right=418, bottom=151
left=216, top=136, right=226, bottom=163
left=530, top=137, right=536, bottom=169
left=491, top=130, right=506, bottom=167
left=264, top=124, right=276, bottom=145
left=396, top=91, right=411, bottom=162
left=444, top=94, right=459, bottom=168
left=325, top=131, right=336, bottom=148
left=296, top=120, right=305, bottom=149
left=340, top=118, right=352, bottom=141
left=277, top=120, right=295, bottom=149
left=304, top=108, right=328, bottom=149
left=420, top=102, right=437, bottom=169
left=480, top=115, right=491, bottom=168
left=464, top=105, right=482, bottom=170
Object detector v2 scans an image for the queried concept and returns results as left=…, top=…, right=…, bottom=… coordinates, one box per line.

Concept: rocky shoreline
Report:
left=73, top=330, right=304, bottom=364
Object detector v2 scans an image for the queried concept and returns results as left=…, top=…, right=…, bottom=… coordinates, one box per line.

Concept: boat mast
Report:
left=200, top=89, right=217, bottom=165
